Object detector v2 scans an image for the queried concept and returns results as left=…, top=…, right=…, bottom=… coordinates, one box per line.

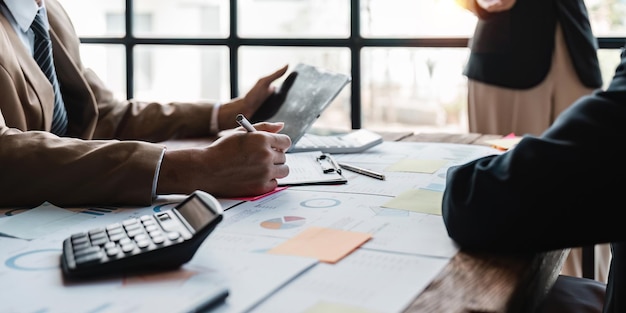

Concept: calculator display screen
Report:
left=177, top=196, right=217, bottom=231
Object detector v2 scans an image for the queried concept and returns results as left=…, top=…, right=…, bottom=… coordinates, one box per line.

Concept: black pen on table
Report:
left=338, top=162, right=386, bottom=181
left=236, top=114, right=257, bottom=132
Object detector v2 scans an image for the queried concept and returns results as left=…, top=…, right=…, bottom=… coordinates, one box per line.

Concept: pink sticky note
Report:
left=229, top=186, right=288, bottom=201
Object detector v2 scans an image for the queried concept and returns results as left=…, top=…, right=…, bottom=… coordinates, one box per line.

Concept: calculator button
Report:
left=136, top=239, right=151, bottom=249
left=157, top=213, right=171, bottom=221
left=145, top=225, right=159, bottom=233
left=75, top=251, right=105, bottom=266
left=88, top=228, right=106, bottom=235
left=121, top=243, right=136, bottom=253
left=71, top=233, right=89, bottom=243
left=71, top=232, right=88, bottom=239
left=107, top=227, right=124, bottom=236
left=119, top=237, right=132, bottom=245
left=109, top=233, right=127, bottom=242
left=71, top=235, right=89, bottom=245
left=127, top=229, right=145, bottom=238
left=89, top=232, right=107, bottom=241
left=72, top=242, right=90, bottom=251
left=134, top=234, right=149, bottom=242
left=124, top=223, right=142, bottom=232
left=106, top=246, right=121, bottom=257
left=167, top=232, right=180, bottom=241
left=104, top=242, right=116, bottom=249
left=90, top=237, right=109, bottom=247
left=151, top=236, right=165, bottom=244
left=148, top=230, right=163, bottom=238
left=73, top=246, right=101, bottom=258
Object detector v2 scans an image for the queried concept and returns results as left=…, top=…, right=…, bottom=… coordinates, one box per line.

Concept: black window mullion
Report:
left=351, top=0, right=361, bottom=129
left=230, top=0, right=239, bottom=98
left=126, top=0, right=134, bottom=100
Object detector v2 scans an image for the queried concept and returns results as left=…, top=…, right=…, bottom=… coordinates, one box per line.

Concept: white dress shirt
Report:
left=1, top=0, right=48, bottom=56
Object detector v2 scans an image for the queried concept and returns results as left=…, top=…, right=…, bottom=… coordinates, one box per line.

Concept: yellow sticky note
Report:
left=268, top=226, right=371, bottom=263
left=386, top=159, right=448, bottom=174
left=382, top=189, right=443, bottom=215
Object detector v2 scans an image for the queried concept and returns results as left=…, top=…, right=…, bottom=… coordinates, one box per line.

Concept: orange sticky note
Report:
left=484, top=137, right=522, bottom=151
left=268, top=226, right=371, bottom=263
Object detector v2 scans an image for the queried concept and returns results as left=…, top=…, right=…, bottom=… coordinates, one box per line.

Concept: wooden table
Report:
left=382, top=131, right=567, bottom=313
left=163, top=131, right=568, bottom=313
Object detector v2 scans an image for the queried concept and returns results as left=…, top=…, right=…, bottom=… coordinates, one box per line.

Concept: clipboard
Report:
left=277, top=151, right=347, bottom=186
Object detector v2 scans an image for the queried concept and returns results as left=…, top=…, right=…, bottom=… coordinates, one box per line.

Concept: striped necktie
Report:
left=31, top=8, right=68, bottom=136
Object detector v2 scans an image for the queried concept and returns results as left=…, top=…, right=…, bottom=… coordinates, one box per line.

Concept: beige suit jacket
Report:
left=0, top=0, right=217, bottom=207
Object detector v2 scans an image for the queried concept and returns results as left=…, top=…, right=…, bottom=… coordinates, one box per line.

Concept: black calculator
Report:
left=60, top=190, right=224, bottom=279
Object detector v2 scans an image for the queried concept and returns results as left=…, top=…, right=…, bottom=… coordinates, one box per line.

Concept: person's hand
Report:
left=157, top=122, right=291, bottom=198
left=250, top=70, right=298, bottom=123
left=219, top=65, right=289, bottom=130
left=476, top=0, right=516, bottom=12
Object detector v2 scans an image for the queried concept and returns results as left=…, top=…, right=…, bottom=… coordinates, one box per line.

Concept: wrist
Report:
left=219, top=98, right=249, bottom=130
left=157, top=150, right=194, bottom=195
left=210, top=102, right=221, bottom=134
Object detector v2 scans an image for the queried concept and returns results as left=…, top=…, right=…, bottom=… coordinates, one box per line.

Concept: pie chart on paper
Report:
left=260, top=216, right=306, bottom=230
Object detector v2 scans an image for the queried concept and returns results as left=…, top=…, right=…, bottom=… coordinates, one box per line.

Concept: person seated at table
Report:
left=441, top=47, right=626, bottom=313
left=0, top=0, right=291, bottom=208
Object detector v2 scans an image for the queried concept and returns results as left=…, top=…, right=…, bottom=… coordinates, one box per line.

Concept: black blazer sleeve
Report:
left=443, top=50, right=626, bottom=254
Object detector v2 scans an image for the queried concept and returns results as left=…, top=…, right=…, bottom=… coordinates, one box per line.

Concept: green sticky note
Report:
left=382, top=189, right=443, bottom=215
left=386, top=159, right=448, bottom=174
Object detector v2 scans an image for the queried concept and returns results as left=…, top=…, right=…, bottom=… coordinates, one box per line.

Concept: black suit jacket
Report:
left=443, top=48, right=626, bottom=313
left=464, top=0, right=602, bottom=89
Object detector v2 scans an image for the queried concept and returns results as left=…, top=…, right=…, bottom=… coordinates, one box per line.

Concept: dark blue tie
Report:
left=31, top=8, right=68, bottom=136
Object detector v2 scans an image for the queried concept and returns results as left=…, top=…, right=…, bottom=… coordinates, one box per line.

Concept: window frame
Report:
left=78, top=0, right=626, bottom=129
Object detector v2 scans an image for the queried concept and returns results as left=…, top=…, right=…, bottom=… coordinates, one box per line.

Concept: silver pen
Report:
left=338, top=162, right=385, bottom=180
left=236, top=114, right=257, bottom=132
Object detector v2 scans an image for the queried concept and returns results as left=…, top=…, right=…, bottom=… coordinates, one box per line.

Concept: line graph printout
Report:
left=354, top=212, right=458, bottom=258
left=251, top=249, right=449, bottom=313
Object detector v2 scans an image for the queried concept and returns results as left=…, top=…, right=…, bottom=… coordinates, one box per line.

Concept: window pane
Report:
left=586, top=0, right=626, bottom=37
left=361, top=0, right=476, bottom=38
left=361, top=48, right=469, bottom=133
left=598, top=49, right=622, bottom=89
left=80, top=44, right=126, bottom=100
left=238, top=0, right=350, bottom=38
left=59, top=0, right=125, bottom=37
left=133, top=46, right=229, bottom=101
left=134, top=0, right=229, bottom=38
left=239, top=47, right=352, bottom=131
